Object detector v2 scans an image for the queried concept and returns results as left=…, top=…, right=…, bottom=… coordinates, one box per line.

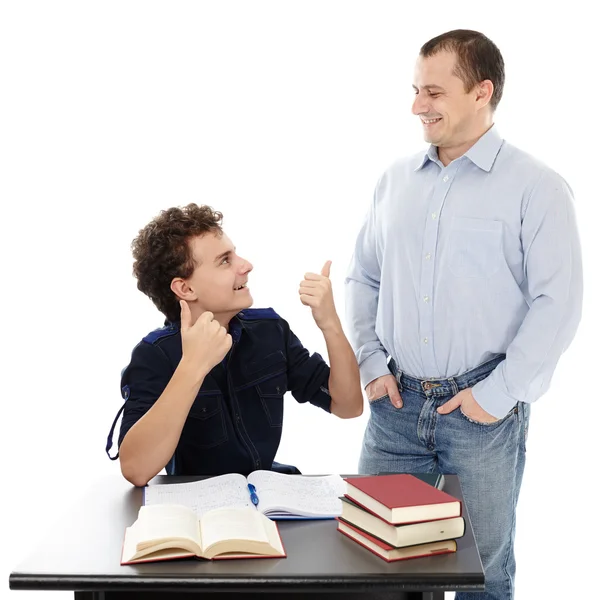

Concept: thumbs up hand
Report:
left=299, top=260, right=341, bottom=332
left=179, top=301, right=232, bottom=374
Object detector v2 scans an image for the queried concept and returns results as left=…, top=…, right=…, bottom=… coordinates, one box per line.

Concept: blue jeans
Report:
left=359, top=355, right=529, bottom=600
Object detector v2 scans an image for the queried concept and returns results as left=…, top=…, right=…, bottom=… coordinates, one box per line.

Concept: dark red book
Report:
left=344, top=474, right=461, bottom=524
left=339, top=497, right=465, bottom=546
left=337, top=519, right=457, bottom=562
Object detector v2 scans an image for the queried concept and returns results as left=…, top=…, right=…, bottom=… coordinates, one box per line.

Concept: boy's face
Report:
left=179, top=231, right=254, bottom=316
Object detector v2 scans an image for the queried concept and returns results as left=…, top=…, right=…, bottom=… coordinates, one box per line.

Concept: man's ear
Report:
left=476, top=79, right=494, bottom=110
left=171, top=278, right=197, bottom=302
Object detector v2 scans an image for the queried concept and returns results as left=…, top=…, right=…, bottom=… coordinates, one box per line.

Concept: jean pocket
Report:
left=369, top=393, right=390, bottom=406
left=448, top=217, right=503, bottom=278
left=459, top=403, right=518, bottom=427
left=186, top=393, right=228, bottom=448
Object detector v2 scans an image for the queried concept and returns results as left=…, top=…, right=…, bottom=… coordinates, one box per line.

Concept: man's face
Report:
left=412, top=50, right=481, bottom=148
left=183, top=232, right=254, bottom=316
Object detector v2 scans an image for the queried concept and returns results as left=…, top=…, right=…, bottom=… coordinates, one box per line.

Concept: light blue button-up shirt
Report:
left=345, top=126, right=583, bottom=418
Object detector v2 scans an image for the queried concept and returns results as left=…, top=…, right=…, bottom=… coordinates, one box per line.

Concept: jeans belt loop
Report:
left=396, top=368, right=403, bottom=390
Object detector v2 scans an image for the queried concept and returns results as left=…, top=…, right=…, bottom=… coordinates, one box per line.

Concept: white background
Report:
left=1, top=2, right=595, bottom=599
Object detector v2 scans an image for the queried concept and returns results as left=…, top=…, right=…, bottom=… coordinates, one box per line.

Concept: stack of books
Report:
left=337, top=474, right=466, bottom=562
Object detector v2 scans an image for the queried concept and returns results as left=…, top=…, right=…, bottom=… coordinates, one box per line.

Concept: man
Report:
left=345, top=30, right=582, bottom=600
left=106, top=203, right=362, bottom=487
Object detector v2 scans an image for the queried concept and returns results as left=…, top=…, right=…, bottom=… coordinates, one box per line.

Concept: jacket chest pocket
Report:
left=448, top=217, right=504, bottom=278
left=186, top=392, right=228, bottom=448
left=256, top=373, right=287, bottom=428
left=242, top=351, right=288, bottom=428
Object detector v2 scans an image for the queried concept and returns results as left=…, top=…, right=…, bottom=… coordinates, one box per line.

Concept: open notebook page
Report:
left=247, top=471, right=347, bottom=517
left=144, top=473, right=253, bottom=518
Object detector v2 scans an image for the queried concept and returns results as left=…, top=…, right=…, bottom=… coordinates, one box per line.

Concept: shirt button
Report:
left=431, top=212, right=437, bottom=220
left=443, top=175, right=450, bottom=182
left=423, top=296, right=430, bottom=303
left=423, top=337, right=428, bottom=344
left=425, top=253, right=431, bottom=260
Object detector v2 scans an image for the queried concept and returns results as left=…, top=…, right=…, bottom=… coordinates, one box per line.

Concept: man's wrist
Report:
left=471, top=378, right=517, bottom=419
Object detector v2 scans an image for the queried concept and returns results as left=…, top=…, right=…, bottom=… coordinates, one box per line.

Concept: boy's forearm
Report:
left=119, top=360, right=206, bottom=486
left=321, top=320, right=364, bottom=418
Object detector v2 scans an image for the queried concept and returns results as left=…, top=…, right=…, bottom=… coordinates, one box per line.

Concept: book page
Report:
left=200, top=507, right=269, bottom=553
left=247, top=471, right=347, bottom=517
left=135, top=504, right=202, bottom=551
left=122, top=524, right=143, bottom=563
left=144, top=473, right=253, bottom=518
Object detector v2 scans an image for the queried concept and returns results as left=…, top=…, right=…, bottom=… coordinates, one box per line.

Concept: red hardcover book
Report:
left=339, top=497, right=465, bottom=547
left=337, top=519, right=457, bottom=562
left=344, top=474, right=461, bottom=524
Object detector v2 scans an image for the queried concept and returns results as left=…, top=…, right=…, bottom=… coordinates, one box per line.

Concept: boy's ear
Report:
left=171, top=278, right=197, bottom=301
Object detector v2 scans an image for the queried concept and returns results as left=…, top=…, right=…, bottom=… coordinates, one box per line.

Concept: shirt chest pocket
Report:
left=186, top=392, right=228, bottom=449
left=244, top=351, right=288, bottom=428
left=448, top=217, right=504, bottom=278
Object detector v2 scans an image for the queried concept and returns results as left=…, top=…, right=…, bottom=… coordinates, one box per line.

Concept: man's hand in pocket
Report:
left=437, top=387, right=498, bottom=423
left=365, top=375, right=402, bottom=409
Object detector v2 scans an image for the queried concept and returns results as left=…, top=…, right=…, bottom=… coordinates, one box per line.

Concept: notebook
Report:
left=144, top=470, right=347, bottom=520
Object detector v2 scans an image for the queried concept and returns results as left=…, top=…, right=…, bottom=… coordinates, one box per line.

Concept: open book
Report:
left=121, top=504, right=286, bottom=564
left=144, top=471, right=346, bottom=520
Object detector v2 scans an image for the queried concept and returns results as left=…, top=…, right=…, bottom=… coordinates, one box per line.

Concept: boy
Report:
left=107, top=204, right=362, bottom=486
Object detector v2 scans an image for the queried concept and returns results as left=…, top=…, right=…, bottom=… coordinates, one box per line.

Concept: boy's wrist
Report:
left=177, top=357, right=209, bottom=386
left=319, top=316, right=343, bottom=336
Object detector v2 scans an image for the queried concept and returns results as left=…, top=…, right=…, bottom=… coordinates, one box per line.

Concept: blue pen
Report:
left=248, top=483, right=259, bottom=507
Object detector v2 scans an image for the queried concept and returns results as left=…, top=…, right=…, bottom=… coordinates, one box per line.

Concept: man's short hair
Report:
left=421, top=29, right=505, bottom=110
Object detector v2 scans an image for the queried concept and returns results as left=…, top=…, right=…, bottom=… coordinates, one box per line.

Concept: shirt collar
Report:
left=414, top=148, right=433, bottom=171
left=464, top=125, right=503, bottom=172
left=165, top=315, right=244, bottom=343
left=229, top=315, right=243, bottom=343
left=414, top=125, right=503, bottom=173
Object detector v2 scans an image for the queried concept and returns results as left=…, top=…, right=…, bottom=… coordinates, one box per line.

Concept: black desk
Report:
left=9, top=474, right=484, bottom=599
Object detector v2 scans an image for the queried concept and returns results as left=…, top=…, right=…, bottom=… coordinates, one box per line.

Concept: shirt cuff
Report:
left=471, top=374, right=518, bottom=419
left=359, top=351, right=391, bottom=389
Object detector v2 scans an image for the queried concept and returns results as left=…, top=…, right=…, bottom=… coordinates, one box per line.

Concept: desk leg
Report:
left=74, top=593, right=105, bottom=600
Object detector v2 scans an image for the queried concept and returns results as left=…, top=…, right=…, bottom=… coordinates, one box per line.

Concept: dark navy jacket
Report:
left=106, top=308, right=331, bottom=476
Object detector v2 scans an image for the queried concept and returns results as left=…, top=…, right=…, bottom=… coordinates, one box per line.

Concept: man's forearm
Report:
left=472, top=286, right=582, bottom=418
left=321, top=319, right=364, bottom=418
left=345, top=279, right=389, bottom=387
left=345, top=200, right=390, bottom=387
left=119, top=360, right=206, bottom=486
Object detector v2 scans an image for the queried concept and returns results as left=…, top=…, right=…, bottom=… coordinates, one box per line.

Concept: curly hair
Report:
left=131, top=204, right=224, bottom=322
